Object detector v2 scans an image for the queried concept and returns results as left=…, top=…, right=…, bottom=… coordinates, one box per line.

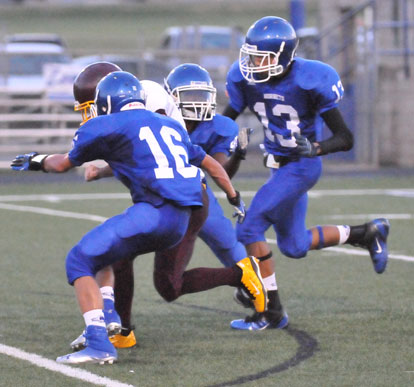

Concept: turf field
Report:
left=0, top=171, right=413, bottom=387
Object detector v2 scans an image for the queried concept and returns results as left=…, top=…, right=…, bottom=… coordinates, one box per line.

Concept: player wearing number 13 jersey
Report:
left=223, top=16, right=390, bottom=331
left=226, top=55, right=343, bottom=157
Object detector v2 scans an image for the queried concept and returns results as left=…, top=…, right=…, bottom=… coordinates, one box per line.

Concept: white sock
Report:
left=100, top=286, right=114, bottom=301
left=263, top=274, right=278, bottom=291
left=337, top=225, right=351, bottom=244
left=83, top=309, right=106, bottom=328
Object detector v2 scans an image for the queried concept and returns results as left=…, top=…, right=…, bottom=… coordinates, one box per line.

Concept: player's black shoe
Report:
left=233, top=287, right=254, bottom=309
left=352, top=218, right=390, bottom=274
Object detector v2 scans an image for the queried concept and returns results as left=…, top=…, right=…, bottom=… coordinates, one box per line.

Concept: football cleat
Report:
left=230, top=311, right=289, bottom=331
left=353, top=218, right=390, bottom=274
left=103, top=304, right=122, bottom=337
left=58, top=325, right=117, bottom=364
left=70, top=330, right=87, bottom=351
left=70, top=309, right=122, bottom=351
left=233, top=287, right=254, bottom=309
left=110, top=328, right=137, bottom=349
left=56, top=346, right=117, bottom=365
left=236, top=256, right=267, bottom=313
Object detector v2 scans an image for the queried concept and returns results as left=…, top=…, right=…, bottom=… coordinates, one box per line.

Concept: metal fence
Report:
left=1, top=0, right=413, bottom=170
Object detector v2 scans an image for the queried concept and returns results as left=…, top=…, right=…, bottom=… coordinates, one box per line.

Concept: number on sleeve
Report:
left=332, top=80, right=344, bottom=103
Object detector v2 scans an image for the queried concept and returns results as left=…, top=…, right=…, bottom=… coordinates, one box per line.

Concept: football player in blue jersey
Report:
left=69, top=61, right=188, bottom=350
left=164, top=63, right=250, bottom=268
left=222, top=16, right=390, bottom=331
left=68, top=62, right=253, bottom=352
left=11, top=71, right=267, bottom=364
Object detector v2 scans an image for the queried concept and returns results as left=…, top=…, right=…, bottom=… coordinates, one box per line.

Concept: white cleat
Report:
left=56, top=347, right=117, bottom=365
left=70, top=330, right=86, bottom=351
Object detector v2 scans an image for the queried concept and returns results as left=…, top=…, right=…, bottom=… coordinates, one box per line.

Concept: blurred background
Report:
left=0, top=0, right=413, bottom=175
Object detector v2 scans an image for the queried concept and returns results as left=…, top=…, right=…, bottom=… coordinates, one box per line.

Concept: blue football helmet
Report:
left=239, top=16, right=298, bottom=83
left=95, top=71, right=145, bottom=116
left=164, top=63, right=216, bottom=121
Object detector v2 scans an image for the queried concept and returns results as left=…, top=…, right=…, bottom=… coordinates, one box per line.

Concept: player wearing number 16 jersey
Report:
left=11, top=71, right=267, bottom=364
left=223, top=16, right=390, bottom=331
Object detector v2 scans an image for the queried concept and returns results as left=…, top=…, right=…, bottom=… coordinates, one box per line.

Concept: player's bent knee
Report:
left=153, top=273, right=182, bottom=302
left=65, top=246, right=94, bottom=285
left=279, top=245, right=308, bottom=259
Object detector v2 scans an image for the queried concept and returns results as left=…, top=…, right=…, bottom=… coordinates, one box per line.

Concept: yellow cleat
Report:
left=109, top=329, right=137, bottom=349
left=236, top=256, right=267, bottom=313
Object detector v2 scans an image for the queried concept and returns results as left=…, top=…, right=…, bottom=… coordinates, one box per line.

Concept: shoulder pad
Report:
left=295, top=58, right=340, bottom=91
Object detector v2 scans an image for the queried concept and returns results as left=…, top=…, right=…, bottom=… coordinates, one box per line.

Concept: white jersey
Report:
left=140, top=80, right=186, bottom=129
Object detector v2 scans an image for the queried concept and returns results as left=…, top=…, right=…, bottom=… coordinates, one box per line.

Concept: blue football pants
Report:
left=198, top=185, right=247, bottom=267
left=66, top=201, right=191, bottom=284
left=237, top=157, right=322, bottom=259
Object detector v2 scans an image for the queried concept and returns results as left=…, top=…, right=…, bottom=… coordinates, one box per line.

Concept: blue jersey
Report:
left=188, top=115, right=246, bottom=267
left=68, top=109, right=206, bottom=207
left=226, top=57, right=344, bottom=157
left=188, top=114, right=238, bottom=156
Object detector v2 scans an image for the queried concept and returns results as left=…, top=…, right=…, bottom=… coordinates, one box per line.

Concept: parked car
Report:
left=0, top=33, right=71, bottom=97
left=160, top=25, right=244, bottom=102
left=4, top=33, right=67, bottom=48
left=160, top=25, right=244, bottom=74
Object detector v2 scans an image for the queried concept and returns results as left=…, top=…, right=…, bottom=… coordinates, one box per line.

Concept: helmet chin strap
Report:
left=270, top=64, right=284, bottom=77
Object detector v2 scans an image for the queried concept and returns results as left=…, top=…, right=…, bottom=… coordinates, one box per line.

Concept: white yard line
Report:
left=1, top=187, right=414, bottom=202
left=326, top=213, right=413, bottom=220
left=0, top=344, right=134, bottom=387
left=0, top=201, right=412, bottom=264
left=0, top=193, right=131, bottom=202
left=0, top=202, right=108, bottom=223
left=0, top=188, right=412, bottom=382
left=266, top=239, right=414, bottom=263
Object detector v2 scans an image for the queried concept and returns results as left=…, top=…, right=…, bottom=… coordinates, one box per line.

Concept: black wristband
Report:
left=227, top=190, right=241, bottom=206
left=30, top=154, right=48, bottom=172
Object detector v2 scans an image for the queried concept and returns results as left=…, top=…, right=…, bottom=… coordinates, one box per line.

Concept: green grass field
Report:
left=0, top=172, right=413, bottom=387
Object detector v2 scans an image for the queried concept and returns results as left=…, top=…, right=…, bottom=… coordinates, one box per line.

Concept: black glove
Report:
left=234, top=127, right=253, bottom=160
left=227, top=191, right=246, bottom=223
left=293, top=133, right=320, bottom=157
left=11, top=152, right=48, bottom=171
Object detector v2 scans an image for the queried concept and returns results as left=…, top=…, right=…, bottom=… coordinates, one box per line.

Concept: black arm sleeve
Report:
left=222, top=104, right=241, bottom=120
left=318, top=108, right=354, bottom=155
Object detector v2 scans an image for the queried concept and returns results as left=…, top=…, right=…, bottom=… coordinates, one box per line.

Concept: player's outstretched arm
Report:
left=84, top=164, right=114, bottom=181
left=11, top=152, right=74, bottom=173
left=200, top=154, right=246, bottom=223
left=201, top=154, right=236, bottom=198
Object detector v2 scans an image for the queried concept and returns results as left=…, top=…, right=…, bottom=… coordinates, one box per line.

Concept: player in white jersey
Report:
left=141, top=79, right=186, bottom=128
